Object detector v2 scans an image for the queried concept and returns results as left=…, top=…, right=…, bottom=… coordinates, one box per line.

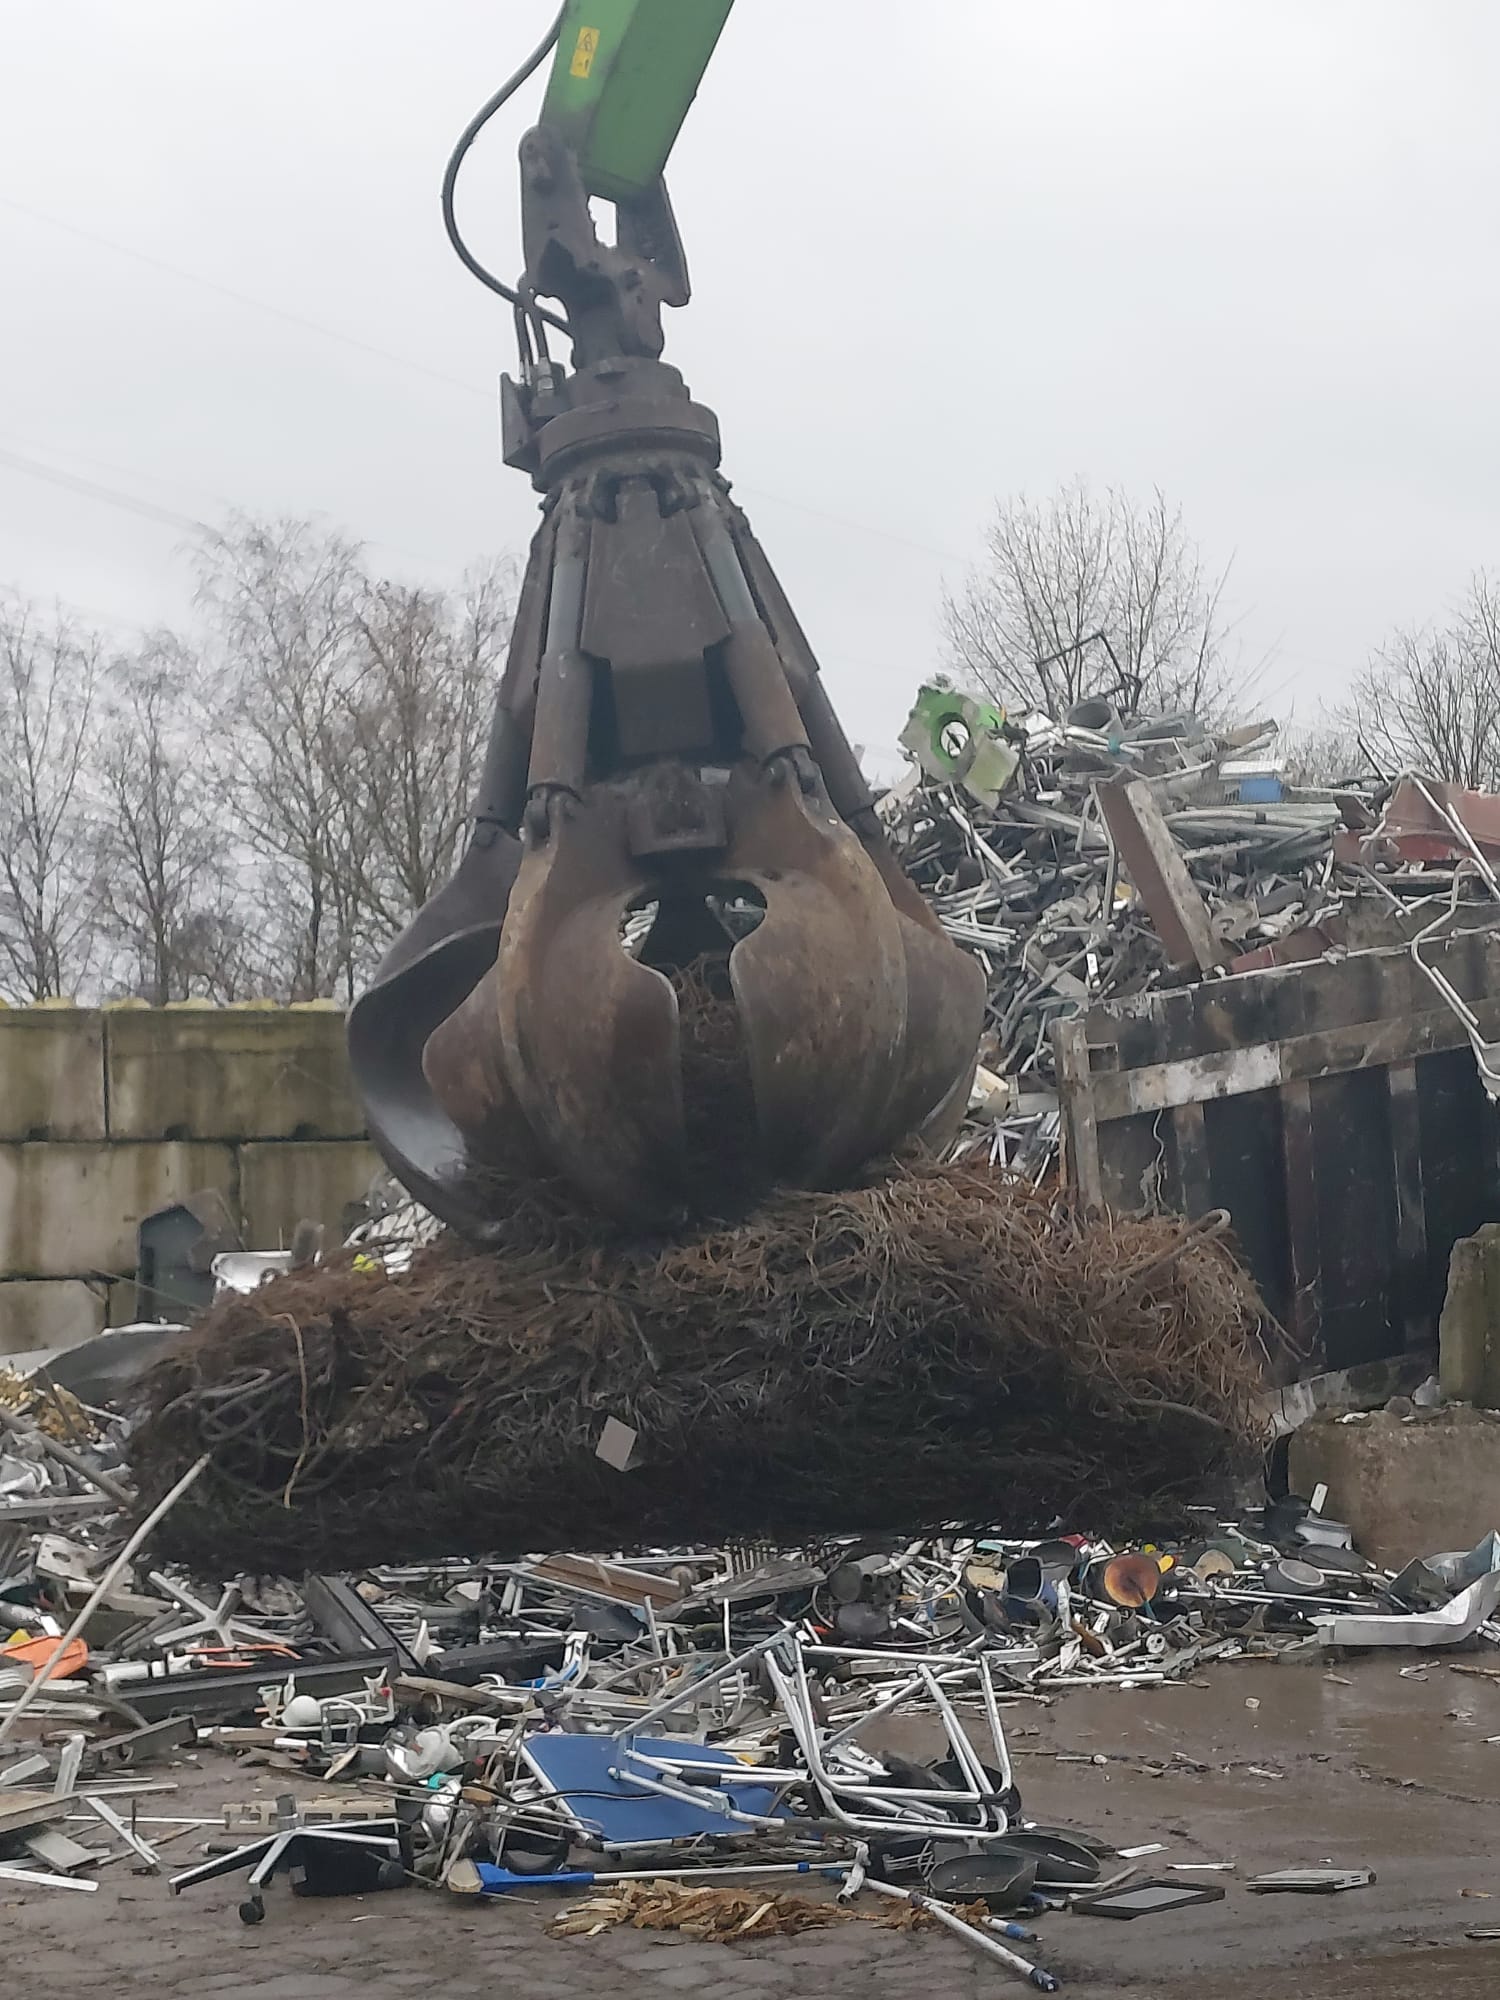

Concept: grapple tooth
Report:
left=723, top=764, right=985, bottom=1184
left=723, top=770, right=908, bottom=1181
left=492, top=795, right=689, bottom=1224
left=881, top=911, right=988, bottom=1156
left=419, top=958, right=532, bottom=1176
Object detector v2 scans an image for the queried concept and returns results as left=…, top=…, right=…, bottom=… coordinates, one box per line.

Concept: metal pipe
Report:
left=607, top=1762, right=788, bottom=1830
left=804, top=1642, right=1039, bottom=1669
left=461, top=1857, right=854, bottom=1895
left=856, top=1876, right=1060, bottom=1990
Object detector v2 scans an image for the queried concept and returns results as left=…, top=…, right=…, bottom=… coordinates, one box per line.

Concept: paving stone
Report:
left=238, top=1138, right=383, bottom=1245
left=772, top=1938, right=880, bottom=1967
left=853, top=1929, right=908, bottom=1956
left=224, top=1979, right=368, bottom=2000
left=610, top=1936, right=693, bottom=1959
left=493, top=1985, right=592, bottom=1999
left=0, top=1275, right=106, bottom=1356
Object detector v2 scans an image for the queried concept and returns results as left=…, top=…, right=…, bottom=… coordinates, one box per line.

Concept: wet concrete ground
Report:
left=9, top=1654, right=1500, bottom=1997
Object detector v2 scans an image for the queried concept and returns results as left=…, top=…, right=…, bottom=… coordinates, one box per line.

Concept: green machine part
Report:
left=899, top=684, right=1021, bottom=810
left=541, top=0, right=735, bottom=203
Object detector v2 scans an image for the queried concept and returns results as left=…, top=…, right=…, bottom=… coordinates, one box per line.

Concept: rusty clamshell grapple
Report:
left=348, top=127, right=982, bottom=1234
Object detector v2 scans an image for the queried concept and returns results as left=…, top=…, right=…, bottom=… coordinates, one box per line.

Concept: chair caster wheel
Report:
left=239, top=1895, right=266, bottom=1925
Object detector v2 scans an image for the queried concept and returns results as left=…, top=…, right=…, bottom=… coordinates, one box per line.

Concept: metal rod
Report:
left=0, top=1864, right=97, bottom=1893
left=606, top=1762, right=789, bottom=1830
left=82, top=1794, right=161, bottom=1872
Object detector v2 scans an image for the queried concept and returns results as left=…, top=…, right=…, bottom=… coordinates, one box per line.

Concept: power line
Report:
left=0, top=445, right=206, bottom=533
left=0, top=196, right=490, bottom=403
left=1, top=196, right=976, bottom=570
left=0, top=429, right=241, bottom=512
left=29, top=595, right=160, bottom=642
left=0, top=434, right=459, bottom=573
left=731, top=483, right=967, bottom=565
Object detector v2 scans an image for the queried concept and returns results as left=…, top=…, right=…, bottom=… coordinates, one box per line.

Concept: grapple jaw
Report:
left=410, top=755, right=982, bottom=1226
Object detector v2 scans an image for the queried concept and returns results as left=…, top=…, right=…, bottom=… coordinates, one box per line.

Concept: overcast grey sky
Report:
left=3, top=2, right=1498, bottom=755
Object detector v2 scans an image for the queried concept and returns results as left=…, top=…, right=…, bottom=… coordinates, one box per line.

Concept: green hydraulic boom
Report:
left=541, top=0, right=734, bottom=202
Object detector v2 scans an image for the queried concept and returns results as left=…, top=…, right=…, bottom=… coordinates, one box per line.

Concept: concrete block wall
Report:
left=0, top=1002, right=380, bottom=1357
left=1439, top=1223, right=1500, bottom=1409
left=1290, top=1407, right=1500, bottom=1569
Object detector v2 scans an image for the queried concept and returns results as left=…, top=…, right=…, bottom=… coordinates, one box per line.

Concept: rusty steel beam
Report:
left=1098, top=777, right=1228, bottom=975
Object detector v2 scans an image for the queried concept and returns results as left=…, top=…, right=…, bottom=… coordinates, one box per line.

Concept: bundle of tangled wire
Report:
left=129, top=1158, right=1270, bottom=1574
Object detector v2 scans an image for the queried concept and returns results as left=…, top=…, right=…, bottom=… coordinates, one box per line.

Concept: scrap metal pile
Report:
left=5, top=1421, right=1498, bottom=1947
left=124, top=1161, right=1267, bottom=1575
left=883, top=689, right=1500, bottom=1171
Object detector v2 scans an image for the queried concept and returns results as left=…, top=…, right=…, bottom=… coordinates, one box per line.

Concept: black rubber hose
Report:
left=440, top=2, right=571, bottom=334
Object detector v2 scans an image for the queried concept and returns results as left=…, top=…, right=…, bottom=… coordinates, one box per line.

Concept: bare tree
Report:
left=942, top=481, right=1241, bottom=722
left=92, top=636, right=252, bottom=1002
left=194, top=516, right=370, bottom=1000
left=0, top=596, right=100, bottom=999
left=1342, top=573, right=1500, bottom=789
left=332, top=560, right=515, bottom=938
left=1278, top=723, right=1372, bottom=788
left=192, top=517, right=513, bottom=1001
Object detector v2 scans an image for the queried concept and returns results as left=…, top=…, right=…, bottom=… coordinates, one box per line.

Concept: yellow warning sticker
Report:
left=570, top=26, right=601, bottom=78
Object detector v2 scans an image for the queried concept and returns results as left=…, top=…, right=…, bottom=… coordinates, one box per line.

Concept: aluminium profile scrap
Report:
left=11, top=1513, right=1500, bottom=1904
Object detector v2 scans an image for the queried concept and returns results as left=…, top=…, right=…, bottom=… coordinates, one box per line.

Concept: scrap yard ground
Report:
left=12, top=1660, right=1500, bottom=1999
